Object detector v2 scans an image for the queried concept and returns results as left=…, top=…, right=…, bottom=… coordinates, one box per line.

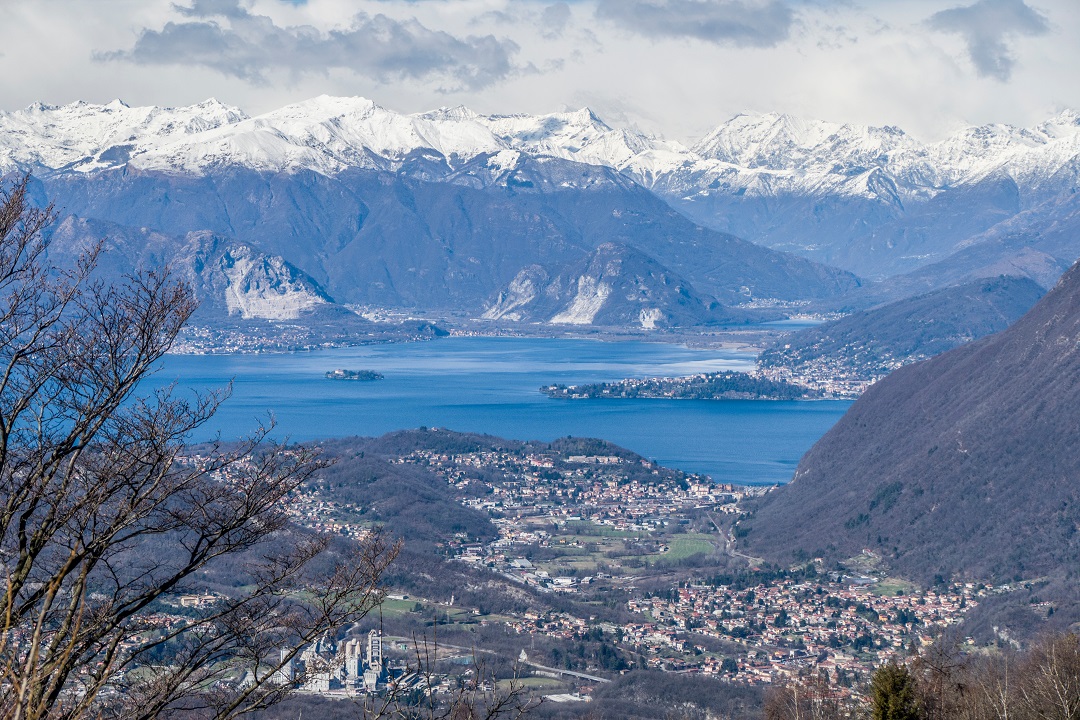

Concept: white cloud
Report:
left=927, top=0, right=1049, bottom=80
left=594, top=0, right=794, bottom=47
left=0, top=0, right=1077, bottom=144
left=100, top=0, right=520, bottom=90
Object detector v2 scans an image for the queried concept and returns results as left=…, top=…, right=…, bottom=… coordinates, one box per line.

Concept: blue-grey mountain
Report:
left=38, top=162, right=858, bottom=315
left=760, top=276, right=1046, bottom=383
left=482, top=242, right=745, bottom=328
left=5, top=97, right=1080, bottom=332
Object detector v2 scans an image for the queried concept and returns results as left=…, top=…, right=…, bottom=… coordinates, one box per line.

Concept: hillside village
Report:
left=212, top=436, right=996, bottom=704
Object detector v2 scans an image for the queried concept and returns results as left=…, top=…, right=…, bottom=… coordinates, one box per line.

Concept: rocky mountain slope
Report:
left=482, top=242, right=739, bottom=328
left=47, top=216, right=338, bottom=323
left=742, top=261, right=1080, bottom=583
left=7, top=96, right=1080, bottom=326
left=27, top=157, right=858, bottom=320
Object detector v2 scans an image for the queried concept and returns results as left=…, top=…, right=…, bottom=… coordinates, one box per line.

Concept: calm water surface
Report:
left=151, top=337, right=850, bottom=485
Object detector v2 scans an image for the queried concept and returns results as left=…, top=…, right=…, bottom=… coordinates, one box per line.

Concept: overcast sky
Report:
left=0, top=0, right=1076, bottom=143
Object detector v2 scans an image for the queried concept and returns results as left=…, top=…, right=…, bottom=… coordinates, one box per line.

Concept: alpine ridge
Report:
left=6, top=99, right=1079, bottom=200
left=6, top=96, right=1080, bottom=326
left=6, top=98, right=1078, bottom=195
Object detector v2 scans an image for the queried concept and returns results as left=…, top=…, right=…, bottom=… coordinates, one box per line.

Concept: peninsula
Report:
left=541, top=370, right=820, bottom=401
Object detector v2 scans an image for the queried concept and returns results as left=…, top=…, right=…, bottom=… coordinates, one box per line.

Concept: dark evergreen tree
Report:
left=870, top=662, right=922, bottom=720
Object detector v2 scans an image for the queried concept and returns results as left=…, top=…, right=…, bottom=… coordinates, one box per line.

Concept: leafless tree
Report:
left=764, top=671, right=847, bottom=720
left=0, top=175, right=399, bottom=720
left=1015, top=633, right=1080, bottom=720
left=911, top=634, right=967, bottom=720
left=903, top=631, right=1080, bottom=720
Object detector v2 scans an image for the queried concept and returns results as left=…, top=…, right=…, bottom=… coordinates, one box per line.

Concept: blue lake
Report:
left=151, top=337, right=851, bottom=485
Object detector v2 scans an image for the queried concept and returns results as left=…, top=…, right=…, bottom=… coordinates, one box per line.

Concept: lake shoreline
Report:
left=167, top=323, right=790, bottom=357
left=148, top=337, right=850, bottom=486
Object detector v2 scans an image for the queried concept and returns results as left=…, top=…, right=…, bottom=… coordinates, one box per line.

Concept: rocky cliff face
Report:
left=47, top=218, right=337, bottom=323
left=483, top=242, right=738, bottom=328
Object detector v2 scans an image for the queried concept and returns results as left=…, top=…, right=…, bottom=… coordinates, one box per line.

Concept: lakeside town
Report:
left=203, top=435, right=993, bottom=708
left=757, top=357, right=899, bottom=398
left=7, top=428, right=1022, bottom=715
left=391, top=446, right=985, bottom=682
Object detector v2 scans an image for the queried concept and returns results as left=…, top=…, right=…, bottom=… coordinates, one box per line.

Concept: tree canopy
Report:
left=0, top=175, right=397, bottom=720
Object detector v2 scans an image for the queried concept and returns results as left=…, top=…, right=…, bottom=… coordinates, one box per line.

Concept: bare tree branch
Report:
left=0, top=175, right=397, bottom=720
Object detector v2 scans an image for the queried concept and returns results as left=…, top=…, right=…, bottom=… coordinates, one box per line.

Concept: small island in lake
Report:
left=325, top=369, right=384, bottom=381
left=541, top=370, right=820, bottom=401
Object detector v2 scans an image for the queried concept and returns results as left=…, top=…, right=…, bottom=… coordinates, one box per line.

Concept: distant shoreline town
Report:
left=541, top=370, right=827, bottom=401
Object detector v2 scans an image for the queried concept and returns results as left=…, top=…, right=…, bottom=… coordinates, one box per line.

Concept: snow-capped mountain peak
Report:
left=2, top=96, right=1078, bottom=209
left=691, top=112, right=841, bottom=167
left=1036, top=109, right=1080, bottom=139
left=419, top=105, right=482, bottom=123
left=0, top=95, right=670, bottom=176
left=482, top=107, right=651, bottom=169
left=0, top=98, right=249, bottom=173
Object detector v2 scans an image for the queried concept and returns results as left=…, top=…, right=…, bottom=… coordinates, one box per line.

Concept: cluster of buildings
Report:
left=179, top=451, right=371, bottom=541
left=504, top=609, right=592, bottom=640
left=396, top=447, right=741, bottom=532
left=171, top=324, right=334, bottom=354
left=280, top=488, right=370, bottom=540
left=171, top=321, right=437, bottom=355
left=396, top=446, right=748, bottom=593
left=623, top=579, right=981, bottom=682
left=275, top=629, right=398, bottom=695
left=759, top=353, right=912, bottom=397
left=177, top=441, right=994, bottom=697
left=492, top=578, right=982, bottom=687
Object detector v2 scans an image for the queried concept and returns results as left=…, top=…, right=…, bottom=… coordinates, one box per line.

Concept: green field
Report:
left=497, top=676, right=566, bottom=691
left=378, top=597, right=477, bottom=623
left=872, top=578, right=917, bottom=597
left=560, top=521, right=639, bottom=538
left=664, top=534, right=716, bottom=561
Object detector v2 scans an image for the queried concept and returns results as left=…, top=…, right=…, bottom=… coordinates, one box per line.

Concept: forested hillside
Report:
left=744, top=261, right=1080, bottom=584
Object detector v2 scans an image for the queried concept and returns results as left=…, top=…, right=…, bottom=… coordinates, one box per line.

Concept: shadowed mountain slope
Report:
left=39, top=162, right=859, bottom=315
left=760, top=276, right=1045, bottom=381
left=743, top=261, right=1080, bottom=583
left=828, top=191, right=1080, bottom=311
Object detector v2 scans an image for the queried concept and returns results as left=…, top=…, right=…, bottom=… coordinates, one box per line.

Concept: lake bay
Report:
left=152, top=337, right=851, bottom=485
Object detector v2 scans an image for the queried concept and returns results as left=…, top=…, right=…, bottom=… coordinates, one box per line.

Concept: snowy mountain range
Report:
left=5, top=96, right=1078, bottom=198
left=0, top=96, right=656, bottom=177
left=3, top=96, right=1080, bottom=330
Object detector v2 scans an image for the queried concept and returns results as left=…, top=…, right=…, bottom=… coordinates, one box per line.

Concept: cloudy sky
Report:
left=0, top=0, right=1076, bottom=143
